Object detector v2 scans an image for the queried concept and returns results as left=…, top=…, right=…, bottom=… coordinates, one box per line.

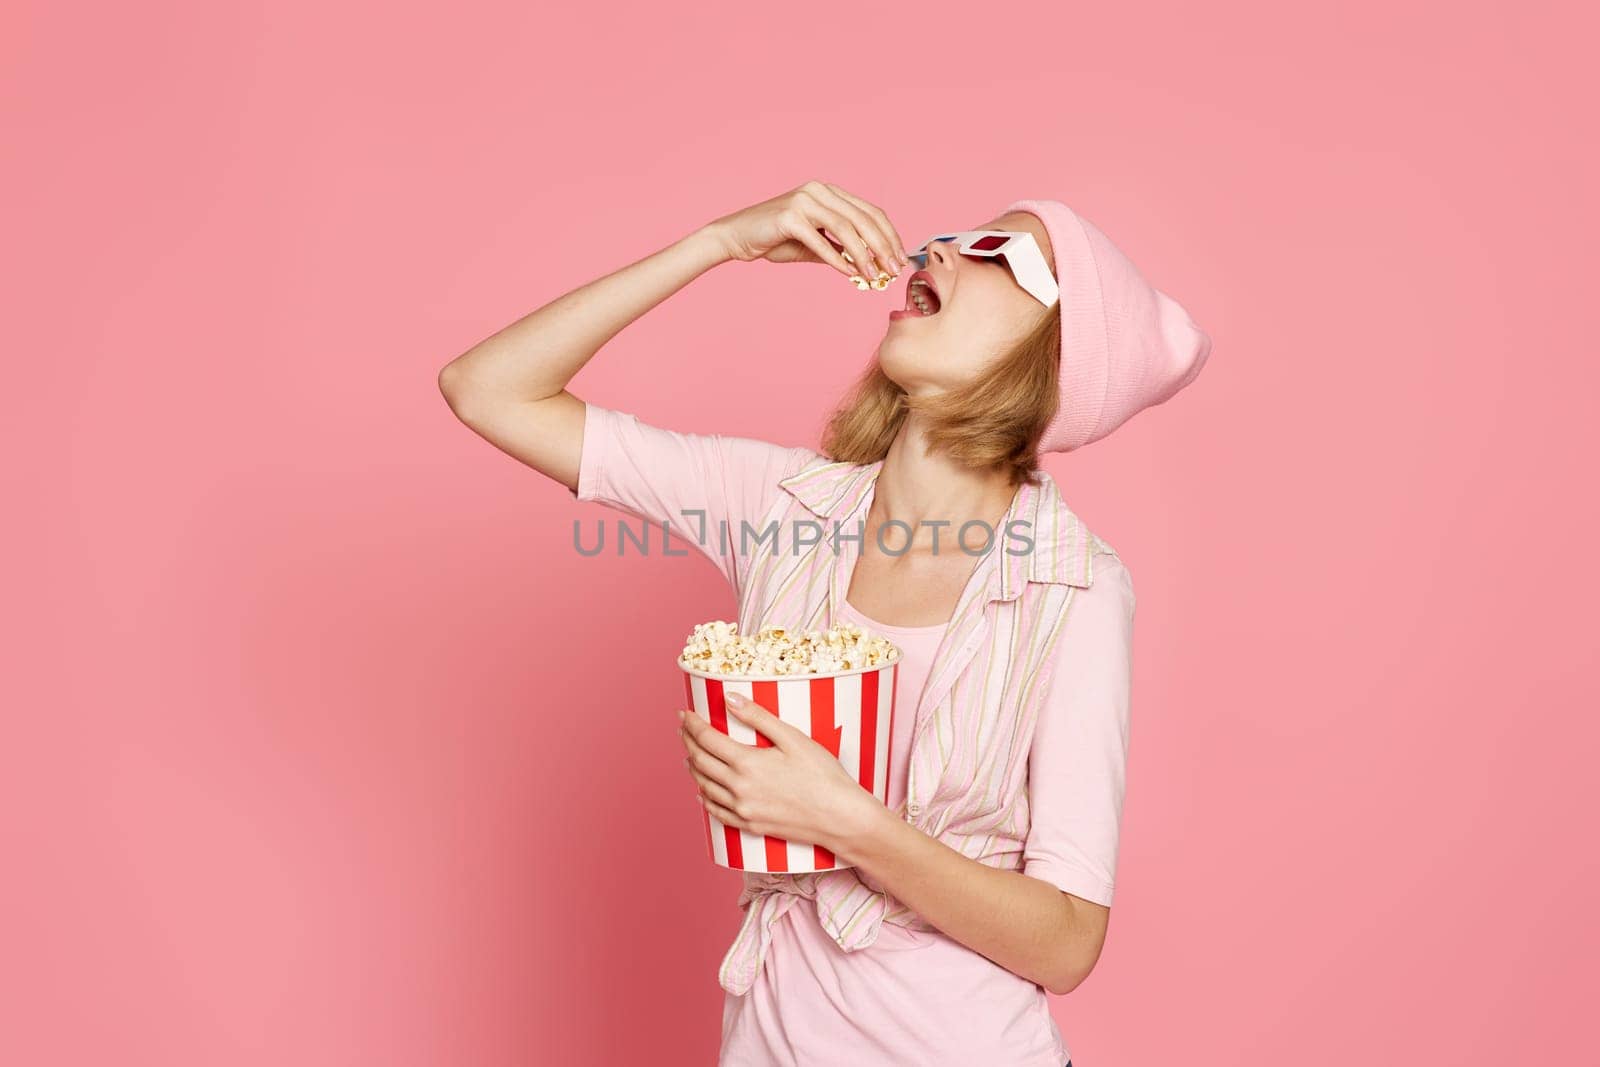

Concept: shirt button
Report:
left=907, top=801, right=922, bottom=816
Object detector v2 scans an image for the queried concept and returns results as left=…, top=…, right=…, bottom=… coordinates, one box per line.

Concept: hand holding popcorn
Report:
left=678, top=692, right=874, bottom=862
left=677, top=619, right=902, bottom=872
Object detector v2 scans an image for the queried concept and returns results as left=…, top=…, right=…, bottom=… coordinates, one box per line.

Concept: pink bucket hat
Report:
left=1000, top=198, right=1213, bottom=454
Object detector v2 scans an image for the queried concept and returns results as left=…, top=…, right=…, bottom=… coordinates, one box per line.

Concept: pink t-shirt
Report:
left=719, top=601, right=1073, bottom=1067
left=836, top=599, right=944, bottom=816
left=571, top=402, right=1130, bottom=1067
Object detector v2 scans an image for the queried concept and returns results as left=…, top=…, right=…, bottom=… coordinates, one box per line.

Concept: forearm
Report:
left=439, top=223, right=731, bottom=407
left=828, top=794, right=1099, bottom=995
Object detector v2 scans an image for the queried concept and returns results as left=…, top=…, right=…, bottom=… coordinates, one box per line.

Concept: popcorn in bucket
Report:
left=678, top=620, right=900, bottom=873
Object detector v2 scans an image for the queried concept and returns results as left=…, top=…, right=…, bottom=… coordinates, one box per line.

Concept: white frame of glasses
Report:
left=906, top=230, right=1060, bottom=308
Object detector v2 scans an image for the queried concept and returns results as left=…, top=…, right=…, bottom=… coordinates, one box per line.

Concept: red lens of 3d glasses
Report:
left=968, top=235, right=1013, bottom=252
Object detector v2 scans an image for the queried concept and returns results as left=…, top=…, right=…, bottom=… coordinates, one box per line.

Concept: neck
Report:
left=868, top=413, right=1020, bottom=551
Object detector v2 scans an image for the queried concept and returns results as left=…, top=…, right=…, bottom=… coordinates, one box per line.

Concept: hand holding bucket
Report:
left=680, top=653, right=899, bottom=873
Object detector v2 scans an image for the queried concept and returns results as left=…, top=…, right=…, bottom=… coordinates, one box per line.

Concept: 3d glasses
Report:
left=905, top=230, right=1060, bottom=308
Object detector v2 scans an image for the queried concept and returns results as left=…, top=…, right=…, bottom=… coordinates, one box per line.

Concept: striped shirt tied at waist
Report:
left=718, top=868, right=932, bottom=996
left=567, top=403, right=1133, bottom=1000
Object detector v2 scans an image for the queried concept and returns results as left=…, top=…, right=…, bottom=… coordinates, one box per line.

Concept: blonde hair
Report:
left=820, top=301, right=1063, bottom=487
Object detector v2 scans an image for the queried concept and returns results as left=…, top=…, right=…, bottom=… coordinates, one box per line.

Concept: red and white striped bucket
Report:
left=681, top=658, right=899, bottom=873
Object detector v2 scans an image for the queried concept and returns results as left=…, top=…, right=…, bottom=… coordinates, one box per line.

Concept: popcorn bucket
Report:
left=680, top=657, right=899, bottom=873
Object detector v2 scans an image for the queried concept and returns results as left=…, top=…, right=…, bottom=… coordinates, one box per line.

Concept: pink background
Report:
left=5, top=2, right=1595, bottom=1064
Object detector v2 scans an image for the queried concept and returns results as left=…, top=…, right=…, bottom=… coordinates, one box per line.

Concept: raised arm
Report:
left=437, top=182, right=910, bottom=491
left=436, top=225, right=731, bottom=492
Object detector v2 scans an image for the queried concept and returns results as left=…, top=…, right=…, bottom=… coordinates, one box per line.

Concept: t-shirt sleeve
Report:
left=1022, top=551, right=1136, bottom=907
left=570, top=400, right=823, bottom=598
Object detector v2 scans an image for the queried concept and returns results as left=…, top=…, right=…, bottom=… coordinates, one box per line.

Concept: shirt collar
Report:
left=776, top=458, right=1099, bottom=598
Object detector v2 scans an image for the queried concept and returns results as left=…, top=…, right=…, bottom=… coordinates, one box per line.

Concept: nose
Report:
left=924, top=235, right=960, bottom=270
left=907, top=234, right=957, bottom=270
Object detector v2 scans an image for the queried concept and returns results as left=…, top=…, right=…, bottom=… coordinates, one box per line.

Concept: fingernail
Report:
left=725, top=691, right=745, bottom=705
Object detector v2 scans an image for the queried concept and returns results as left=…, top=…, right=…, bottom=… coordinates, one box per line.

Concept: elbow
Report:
left=437, top=357, right=491, bottom=423
left=437, top=356, right=563, bottom=419
left=1042, top=968, right=1084, bottom=997
left=437, top=357, right=471, bottom=409
left=1043, top=954, right=1098, bottom=996
left=1036, top=921, right=1100, bottom=991
left=1043, top=931, right=1112, bottom=994
left=1043, top=966, right=1094, bottom=998
left=1042, top=893, right=1109, bottom=995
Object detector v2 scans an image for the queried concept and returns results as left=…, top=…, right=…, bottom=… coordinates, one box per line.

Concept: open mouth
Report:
left=904, top=273, right=942, bottom=316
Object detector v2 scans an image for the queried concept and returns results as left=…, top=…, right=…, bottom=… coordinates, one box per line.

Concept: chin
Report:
left=875, top=335, right=925, bottom=387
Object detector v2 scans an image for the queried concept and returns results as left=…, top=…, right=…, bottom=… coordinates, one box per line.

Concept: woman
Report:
left=439, top=181, right=1211, bottom=1066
